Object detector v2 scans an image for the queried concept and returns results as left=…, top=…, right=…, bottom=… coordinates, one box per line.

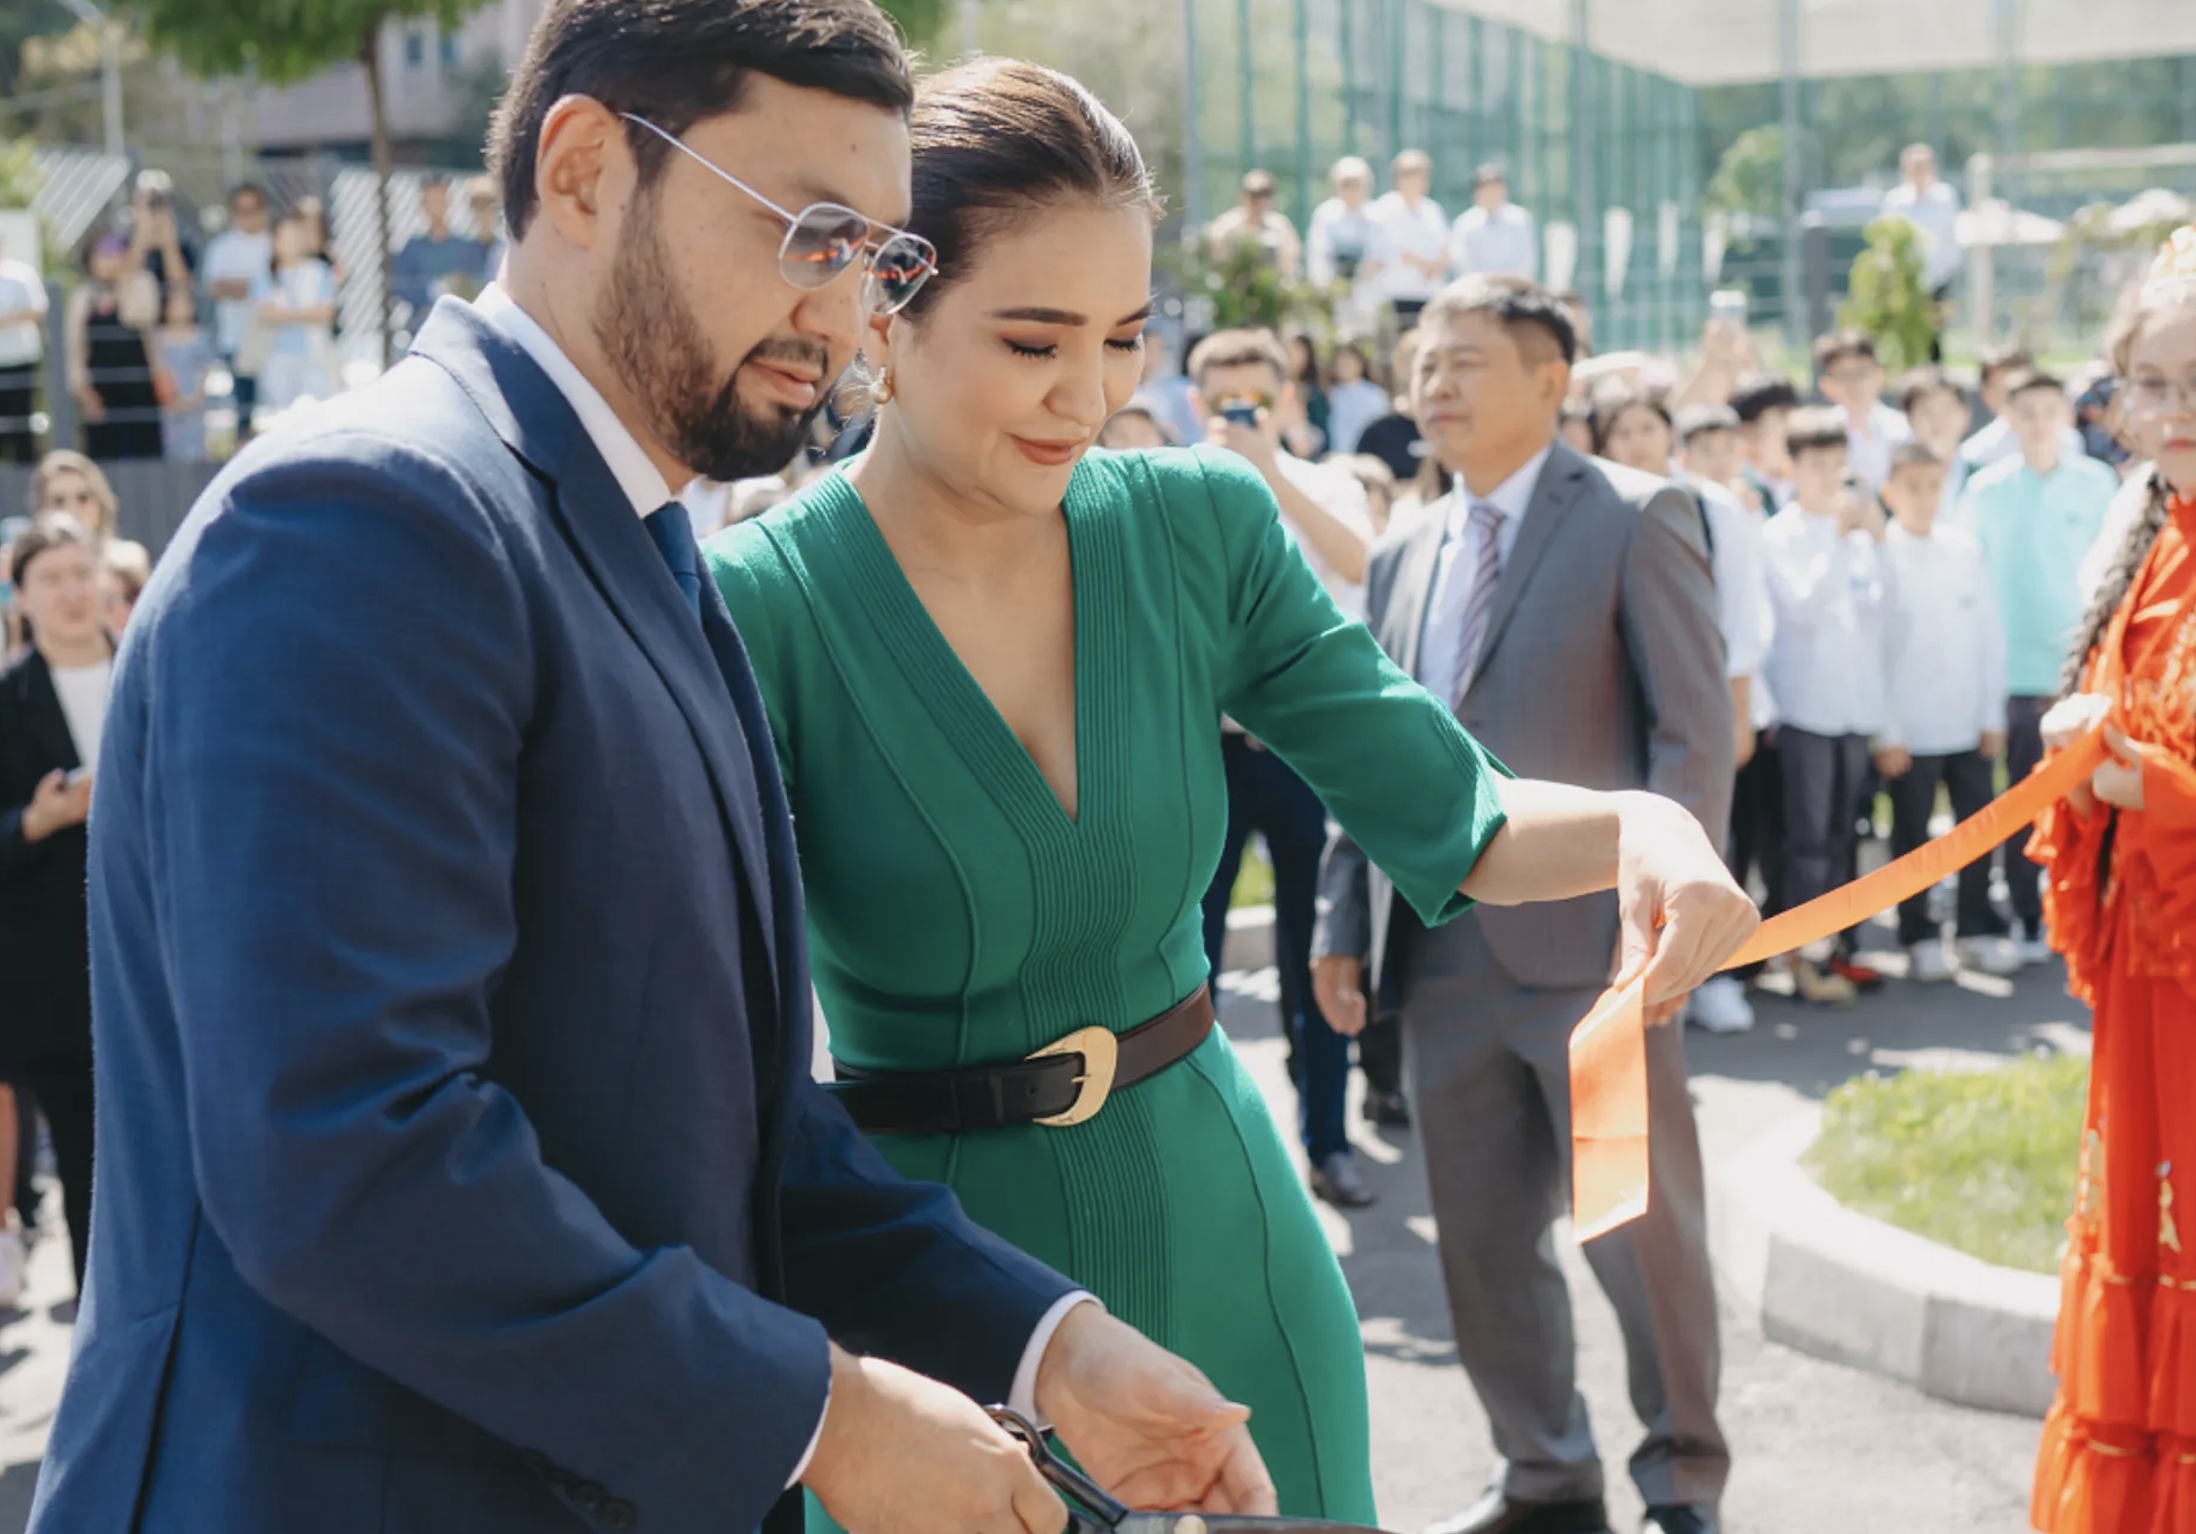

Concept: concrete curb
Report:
left=1708, top=1107, right=2059, bottom=1418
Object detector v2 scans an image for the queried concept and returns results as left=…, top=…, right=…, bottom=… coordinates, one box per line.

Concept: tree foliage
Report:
left=1839, top=215, right=1936, bottom=372
left=1705, top=124, right=1789, bottom=222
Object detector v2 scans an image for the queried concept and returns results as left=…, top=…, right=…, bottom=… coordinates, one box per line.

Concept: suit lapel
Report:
left=1464, top=444, right=1592, bottom=698
left=412, top=302, right=780, bottom=1002
left=1391, top=499, right=1452, bottom=680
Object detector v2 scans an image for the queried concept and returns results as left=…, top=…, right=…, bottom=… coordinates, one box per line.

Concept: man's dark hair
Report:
left=1812, top=327, right=1878, bottom=373
left=2006, top=367, right=2064, bottom=402
left=1674, top=402, right=1740, bottom=445
left=1421, top=274, right=1578, bottom=366
left=1785, top=406, right=1849, bottom=459
left=1729, top=371, right=1802, bottom=424
left=228, top=182, right=268, bottom=209
left=901, top=58, right=1156, bottom=319
left=1187, top=328, right=1290, bottom=394
left=1979, top=341, right=2035, bottom=388
left=1887, top=440, right=1944, bottom=478
left=489, top=0, right=912, bottom=244
left=1895, top=365, right=1965, bottom=417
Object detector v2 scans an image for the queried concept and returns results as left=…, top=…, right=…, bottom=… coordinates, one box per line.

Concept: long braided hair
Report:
left=2056, top=282, right=2188, bottom=697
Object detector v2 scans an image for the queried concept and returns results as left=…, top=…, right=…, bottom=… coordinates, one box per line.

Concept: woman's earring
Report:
left=873, top=369, right=896, bottom=407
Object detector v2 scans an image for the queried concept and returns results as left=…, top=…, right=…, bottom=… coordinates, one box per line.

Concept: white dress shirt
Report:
left=1760, top=504, right=1889, bottom=738
left=1413, top=445, right=1549, bottom=705
left=470, top=283, right=1094, bottom=1478
left=1881, top=179, right=1964, bottom=290
left=1273, top=451, right=1374, bottom=620
left=1685, top=475, right=1773, bottom=685
left=1368, top=192, right=1452, bottom=305
left=1959, top=414, right=2086, bottom=472
left=0, top=259, right=47, bottom=369
left=1306, top=198, right=1380, bottom=289
left=51, top=658, right=113, bottom=771
left=1878, top=521, right=2005, bottom=754
left=1449, top=202, right=1539, bottom=281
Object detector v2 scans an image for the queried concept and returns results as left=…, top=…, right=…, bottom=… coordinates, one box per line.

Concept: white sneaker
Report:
left=0, top=1227, right=26, bottom=1309
left=1908, top=941, right=1954, bottom=984
left=1689, top=975, right=1756, bottom=1034
left=1955, top=935, right=2023, bottom=977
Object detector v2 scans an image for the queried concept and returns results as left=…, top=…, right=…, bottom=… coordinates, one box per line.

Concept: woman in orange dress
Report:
left=2031, top=225, right=2196, bottom=1534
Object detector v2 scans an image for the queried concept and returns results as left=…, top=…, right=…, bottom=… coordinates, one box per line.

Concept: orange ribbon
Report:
left=1570, top=727, right=2115, bottom=1241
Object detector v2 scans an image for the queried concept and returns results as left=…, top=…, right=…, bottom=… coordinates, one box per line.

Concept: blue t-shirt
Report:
left=1963, top=452, right=2120, bottom=696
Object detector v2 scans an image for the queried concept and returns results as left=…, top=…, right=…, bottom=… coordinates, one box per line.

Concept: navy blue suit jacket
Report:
left=29, top=302, right=1074, bottom=1534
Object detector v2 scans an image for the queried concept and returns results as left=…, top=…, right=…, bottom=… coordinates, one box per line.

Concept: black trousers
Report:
left=1728, top=738, right=1784, bottom=976
left=0, top=364, right=37, bottom=465
left=1777, top=728, right=1870, bottom=939
left=1886, top=747, right=2006, bottom=946
left=2000, top=696, right=2051, bottom=934
left=10, top=1053, right=93, bottom=1291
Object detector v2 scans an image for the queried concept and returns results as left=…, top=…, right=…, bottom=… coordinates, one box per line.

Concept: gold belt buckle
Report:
left=1027, top=1026, right=1120, bottom=1127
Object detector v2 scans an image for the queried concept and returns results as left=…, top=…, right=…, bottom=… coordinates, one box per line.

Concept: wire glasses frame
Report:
left=618, top=112, right=936, bottom=316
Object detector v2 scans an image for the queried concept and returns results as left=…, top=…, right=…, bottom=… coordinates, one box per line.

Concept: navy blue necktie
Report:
left=644, top=500, right=705, bottom=622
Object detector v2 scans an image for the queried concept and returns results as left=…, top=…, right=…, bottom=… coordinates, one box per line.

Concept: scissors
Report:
left=986, top=1407, right=1389, bottom=1534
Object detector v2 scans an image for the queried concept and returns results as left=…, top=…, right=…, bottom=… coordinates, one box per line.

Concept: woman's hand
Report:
left=2092, top=727, right=2147, bottom=811
left=2041, top=693, right=2113, bottom=754
left=73, top=384, right=104, bottom=422
left=1612, top=792, right=1760, bottom=1013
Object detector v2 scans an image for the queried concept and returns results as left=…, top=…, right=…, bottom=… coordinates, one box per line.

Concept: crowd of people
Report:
left=0, top=167, right=508, bottom=463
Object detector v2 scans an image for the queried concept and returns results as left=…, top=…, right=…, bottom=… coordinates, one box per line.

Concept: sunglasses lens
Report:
left=781, top=205, right=870, bottom=289
left=866, top=234, right=937, bottom=315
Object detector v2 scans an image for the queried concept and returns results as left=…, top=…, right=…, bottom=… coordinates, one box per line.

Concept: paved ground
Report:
left=0, top=928, right=2085, bottom=1533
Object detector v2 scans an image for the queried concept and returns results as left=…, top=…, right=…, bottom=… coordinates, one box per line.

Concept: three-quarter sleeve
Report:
left=1186, top=446, right=1510, bottom=927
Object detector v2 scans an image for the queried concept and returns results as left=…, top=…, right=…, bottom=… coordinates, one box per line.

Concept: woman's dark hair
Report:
left=2057, top=281, right=2194, bottom=695
left=1588, top=382, right=1672, bottom=457
left=11, top=512, right=97, bottom=589
left=489, top=0, right=912, bottom=243
left=901, top=58, right=1160, bottom=319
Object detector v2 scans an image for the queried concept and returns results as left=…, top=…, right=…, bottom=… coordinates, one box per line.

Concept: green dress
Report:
left=706, top=446, right=1509, bottom=1526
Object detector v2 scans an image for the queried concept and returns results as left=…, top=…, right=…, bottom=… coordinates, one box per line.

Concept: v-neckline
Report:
left=818, top=467, right=1095, bottom=832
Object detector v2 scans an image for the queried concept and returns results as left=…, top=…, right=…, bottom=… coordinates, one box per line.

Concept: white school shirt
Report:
left=1274, top=450, right=1374, bottom=620
left=1683, top=475, right=1772, bottom=686
left=1877, top=521, right=2006, bottom=755
left=469, top=282, right=1093, bottom=1476
left=1413, top=445, right=1548, bottom=706
left=1841, top=400, right=1912, bottom=490
left=1760, top=505, right=1890, bottom=738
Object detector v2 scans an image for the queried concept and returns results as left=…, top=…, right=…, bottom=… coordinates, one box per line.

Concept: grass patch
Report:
left=1804, top=1052, right=2088, bottom=1274
left=1229, top=843, right=1274, bottom=909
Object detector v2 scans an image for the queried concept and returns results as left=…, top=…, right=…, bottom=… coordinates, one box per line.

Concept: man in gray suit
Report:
left=1313, top=276, right=1733, bottom=1534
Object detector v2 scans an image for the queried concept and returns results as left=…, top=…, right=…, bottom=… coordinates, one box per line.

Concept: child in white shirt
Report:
left=1872, top=441, right=2018, bottom=980
left=1761, top=408, right=1890, bottom=1005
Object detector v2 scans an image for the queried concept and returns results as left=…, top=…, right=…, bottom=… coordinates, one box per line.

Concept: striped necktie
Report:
left=644, top=500, right=705, bottom=622
left=1451, top=499, right=1508, bottom=701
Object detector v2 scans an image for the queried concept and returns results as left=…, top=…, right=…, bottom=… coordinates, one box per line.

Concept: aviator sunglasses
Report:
left=619, top=113, right=937, bottom=315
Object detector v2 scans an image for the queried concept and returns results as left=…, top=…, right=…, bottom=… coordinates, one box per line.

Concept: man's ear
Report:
left=1539, top=359, right=1572, bottom=416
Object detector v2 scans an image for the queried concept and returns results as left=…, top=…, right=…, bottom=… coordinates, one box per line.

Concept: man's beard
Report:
left=594, top=192, right=831, bottom=484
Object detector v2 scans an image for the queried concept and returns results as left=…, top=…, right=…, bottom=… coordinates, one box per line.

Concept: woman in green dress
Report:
left=706, top=59, right=1757, bottom=1529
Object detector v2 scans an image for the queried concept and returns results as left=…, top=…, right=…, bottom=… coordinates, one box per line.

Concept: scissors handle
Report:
left=987, top=1406, right=1131, bottom=1533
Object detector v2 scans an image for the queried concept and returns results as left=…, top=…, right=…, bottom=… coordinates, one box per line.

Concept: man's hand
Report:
left=2041, top=693, right=2112, bottom=754
left=1734, top=722, right=1758, bottom=771
left=1206, top=414, right=1281, bottom=477
left=20, top=770, right=91, bottom=844
left=1837, top=488, right=1886, bottom=541
left=1035, top=1304, right=1276, bottom=1517
left=1872, top=745, right=1912, bottom=779
left=1311, top=955, right=1367, bottom=1037
left=803, top=1345, right=1067, bottom=1534
left=1612, top=792, right=1760, bottom=1010
left=1978, top=731, right=2005, bottom=761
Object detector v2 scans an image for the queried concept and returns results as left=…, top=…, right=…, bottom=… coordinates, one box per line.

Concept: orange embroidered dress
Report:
left=2032, top=488, right=2196, bottom=1534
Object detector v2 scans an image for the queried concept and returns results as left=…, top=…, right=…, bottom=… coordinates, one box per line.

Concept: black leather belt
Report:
left=827, top=986, right=1215, bottom=1135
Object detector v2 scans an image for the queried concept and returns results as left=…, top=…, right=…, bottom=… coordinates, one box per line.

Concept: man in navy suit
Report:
left=29, top=3, right=1275, bottom=1532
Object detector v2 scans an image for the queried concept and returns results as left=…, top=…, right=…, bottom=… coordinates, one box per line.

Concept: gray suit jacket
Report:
left=1313, top=441, right=1733, bottom=1002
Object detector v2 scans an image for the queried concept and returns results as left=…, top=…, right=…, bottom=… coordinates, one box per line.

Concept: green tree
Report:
left=1705, top=123, right=1788, bottom=221
left=874, top=0, right=947, bottom=51
left=136, top=0, right=497, bottom=367
left=1839, top=215, right=1936, bottom=373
